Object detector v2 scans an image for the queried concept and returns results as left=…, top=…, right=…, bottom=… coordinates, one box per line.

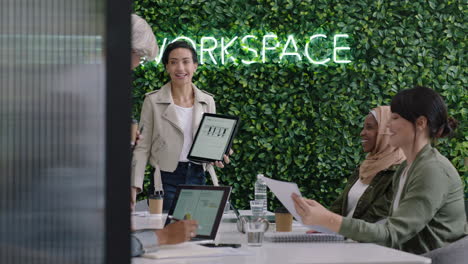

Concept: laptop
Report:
left=165, top=185, right=231, bottom=241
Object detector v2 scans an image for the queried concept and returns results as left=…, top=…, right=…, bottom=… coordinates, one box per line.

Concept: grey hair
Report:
left=131, top=14, right=158, bottom=61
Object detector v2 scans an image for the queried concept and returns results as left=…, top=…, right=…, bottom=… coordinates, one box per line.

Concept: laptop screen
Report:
left=166, top=185, right=231, bottom=239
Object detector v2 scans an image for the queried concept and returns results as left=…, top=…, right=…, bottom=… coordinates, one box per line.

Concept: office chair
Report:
left=422, top=235, right=468, bottom=264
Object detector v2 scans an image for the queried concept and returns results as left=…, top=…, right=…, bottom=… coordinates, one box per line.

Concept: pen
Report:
left=167, top=213, right=192, bottom=221
left=167, top=214, right=201, bottom=229
left=167, top=215, right=183, bottom=221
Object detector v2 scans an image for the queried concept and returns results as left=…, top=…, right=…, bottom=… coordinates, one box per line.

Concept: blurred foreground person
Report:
left=129, top=14, right=198, bottom=257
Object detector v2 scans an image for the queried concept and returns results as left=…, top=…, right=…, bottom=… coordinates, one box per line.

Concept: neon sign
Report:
left=154, top=34, right=351, bottom=65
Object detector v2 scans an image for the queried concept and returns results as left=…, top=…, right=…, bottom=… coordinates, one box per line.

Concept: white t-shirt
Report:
left=392, top=165, right=411, bottom=213
left=174, top=104, right=193, bottom=162
left=346, top=180, right=370, bottom=217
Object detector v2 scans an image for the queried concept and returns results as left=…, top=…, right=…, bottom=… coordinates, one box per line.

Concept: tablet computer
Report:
left=187, top=113, right=240, bottom=163
left=165, top=185, right=231, bottom=241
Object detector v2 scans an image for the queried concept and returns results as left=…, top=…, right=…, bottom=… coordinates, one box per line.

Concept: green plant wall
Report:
left=132, top=0, right=467, bottom=209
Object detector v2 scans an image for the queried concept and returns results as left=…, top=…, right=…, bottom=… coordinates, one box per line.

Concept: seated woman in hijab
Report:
left=328, top=106, right=405, bottom=223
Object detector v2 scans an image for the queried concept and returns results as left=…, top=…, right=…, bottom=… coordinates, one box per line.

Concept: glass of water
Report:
left=250, top=200, right=265, bottom=217
left=245, top=218, right=268, bottom=246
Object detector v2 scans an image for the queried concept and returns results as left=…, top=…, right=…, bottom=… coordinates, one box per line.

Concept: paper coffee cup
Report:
left=148, top=195, right=163, bottom=215
left=275, top=207, right=293, bottom=232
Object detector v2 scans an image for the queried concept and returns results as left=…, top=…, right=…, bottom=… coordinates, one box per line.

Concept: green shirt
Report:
left=339, top=144, right=467, bottom=254
left=330, top=166, right=397, bottom=223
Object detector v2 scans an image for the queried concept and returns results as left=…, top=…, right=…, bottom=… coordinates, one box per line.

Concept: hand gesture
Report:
left=291, top=193, right=339, bottom=229
left=156, top=220, right=198, bottom=245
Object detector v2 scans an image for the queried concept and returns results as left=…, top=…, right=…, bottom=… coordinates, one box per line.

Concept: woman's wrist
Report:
left=154, top=229, right=168, bottom=245
left=322, top=211, right=343, bottom=233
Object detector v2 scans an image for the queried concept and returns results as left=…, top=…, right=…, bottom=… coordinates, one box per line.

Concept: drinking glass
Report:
left=245, top=218, right=268, bottom=246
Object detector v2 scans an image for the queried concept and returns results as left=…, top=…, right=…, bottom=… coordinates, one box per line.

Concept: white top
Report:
left=346, top=179, right=369, bottom=217
left=174, top=104, right=193, bottom=162
left=393, top=165, right=411, bottom=213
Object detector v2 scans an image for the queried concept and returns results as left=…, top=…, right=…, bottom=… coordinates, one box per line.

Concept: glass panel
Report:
left=0, top=0, right=106, bottom=263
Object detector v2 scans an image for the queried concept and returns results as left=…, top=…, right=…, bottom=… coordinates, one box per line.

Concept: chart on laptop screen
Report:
left=173, top=189, right=224, bottom=236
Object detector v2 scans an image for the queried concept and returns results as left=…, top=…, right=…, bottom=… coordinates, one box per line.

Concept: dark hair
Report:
left=161, top=40, right=198, bottom=65
left=390, top=86, right=458, bottom=138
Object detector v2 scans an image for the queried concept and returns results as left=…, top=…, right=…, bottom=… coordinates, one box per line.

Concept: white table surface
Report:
left=132, top=211, right=431, bottom=264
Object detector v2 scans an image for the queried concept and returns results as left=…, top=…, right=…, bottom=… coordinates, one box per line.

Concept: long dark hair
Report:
left=390, top=86, right=458, bottom=139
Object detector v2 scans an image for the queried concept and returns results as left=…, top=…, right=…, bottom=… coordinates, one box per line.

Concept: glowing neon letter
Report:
left=304, top=34, right=330, bottom=65
left=155, top=38, right=168, bottom=64
left=221, top=36, right=238, bottom=65
left=333, top=34, right=351, bottom=63
left=171, top=36, right=197, bottom=51
left=200, top=37, right=218, bottom=64
left=241, top=35, right=258, bottom=64
left=280, top=35, right=301, bottom=61
left=262, top=34, right=279, bottom=63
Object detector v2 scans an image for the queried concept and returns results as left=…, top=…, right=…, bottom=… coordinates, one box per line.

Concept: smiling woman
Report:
left=360, top=113, right=378, bottom=153
left=293, top=87, right=467, bottom=255
left=131, top=41, right=231, bottom=212
left=327, top=106, right=405, bottom=223
left=164, top=47, right=198, bottom=95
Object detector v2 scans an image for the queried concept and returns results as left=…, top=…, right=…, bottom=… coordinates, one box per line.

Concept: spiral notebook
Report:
left=265, top=232, right=345, bottom=243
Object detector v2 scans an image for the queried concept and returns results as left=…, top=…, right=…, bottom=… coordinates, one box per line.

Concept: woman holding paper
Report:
left=131, top=41, right=231, bottom=211
left=328, top=106, right=405, bottom=223
left=293, top=86, right=466, bottom=254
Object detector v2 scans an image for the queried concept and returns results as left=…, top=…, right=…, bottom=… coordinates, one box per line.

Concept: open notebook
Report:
left=265, top=232, right=345, bottom=243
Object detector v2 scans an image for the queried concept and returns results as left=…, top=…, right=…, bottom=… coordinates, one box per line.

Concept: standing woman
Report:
left=131, top=41, right=230, bottom=211
left=329, top=106, right=405, bottom=223
left=293, top=86, right=467, bottom=254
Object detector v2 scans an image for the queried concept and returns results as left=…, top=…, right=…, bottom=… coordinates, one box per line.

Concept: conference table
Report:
left=132, top=210, right=431, bottom=264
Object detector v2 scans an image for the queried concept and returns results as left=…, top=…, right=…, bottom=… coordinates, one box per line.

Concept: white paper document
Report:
left=262, top=176, right=335, bottom=234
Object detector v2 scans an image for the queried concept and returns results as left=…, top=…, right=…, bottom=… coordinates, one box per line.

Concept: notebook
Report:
left=265, top=232, right=345, bottom=243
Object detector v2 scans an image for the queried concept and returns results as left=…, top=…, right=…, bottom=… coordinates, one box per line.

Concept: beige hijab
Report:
left=359, top=106, right=405, bottom=182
